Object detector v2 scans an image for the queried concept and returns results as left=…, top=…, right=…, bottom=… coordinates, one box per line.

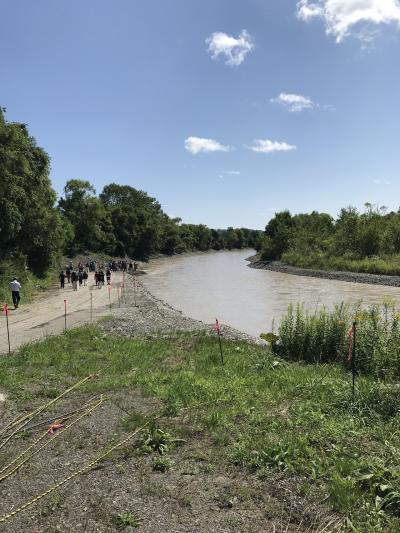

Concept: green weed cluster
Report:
left=277, top=301, right=400, bottom=379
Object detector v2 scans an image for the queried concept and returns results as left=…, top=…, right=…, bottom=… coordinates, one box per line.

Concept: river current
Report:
left=144, top=250, right=400, bottom=337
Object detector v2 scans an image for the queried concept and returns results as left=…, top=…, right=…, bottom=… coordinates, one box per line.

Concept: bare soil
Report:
left=0, top=390, right=336, bottom=532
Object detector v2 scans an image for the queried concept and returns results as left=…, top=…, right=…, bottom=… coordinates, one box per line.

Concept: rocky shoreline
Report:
left=248, top=256, right=400, bottom=287
left=102, top=273, right=263, bottom=344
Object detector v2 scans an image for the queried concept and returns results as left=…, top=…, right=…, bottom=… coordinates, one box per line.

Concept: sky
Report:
left=1, top=0, right=400, bottom=230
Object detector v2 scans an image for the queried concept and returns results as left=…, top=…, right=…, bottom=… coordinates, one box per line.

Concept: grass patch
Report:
left=282, top=251, right=400, bottom=276
left=1, top=326, right=400, bottom=530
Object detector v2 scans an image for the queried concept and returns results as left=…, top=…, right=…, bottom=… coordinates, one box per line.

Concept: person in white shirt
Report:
left=10, top=278, right=21, bottom=309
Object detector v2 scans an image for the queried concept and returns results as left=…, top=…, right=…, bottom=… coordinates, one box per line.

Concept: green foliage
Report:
left=0, top=108, right=65, bottom=274
left=152, top=456, right=172, bottom=472
left=262, top=204, right=400, bottom=275
left=112, top=511, right=141, bottom=529
left=59, top=179, right=116, bottom=255
left=277, top=301, right=400, bottom=379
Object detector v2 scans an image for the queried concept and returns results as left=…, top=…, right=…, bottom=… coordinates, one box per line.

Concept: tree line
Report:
left=260, top=204, right=400, bottom=274
left=0, top=108, right=261, bottom=277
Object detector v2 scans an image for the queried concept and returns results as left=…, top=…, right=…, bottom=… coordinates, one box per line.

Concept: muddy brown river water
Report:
left=145, top=250, right=400, bottom=337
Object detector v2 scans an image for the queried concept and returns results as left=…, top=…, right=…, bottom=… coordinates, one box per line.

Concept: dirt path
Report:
left=0, top=272, right=125, bottom=355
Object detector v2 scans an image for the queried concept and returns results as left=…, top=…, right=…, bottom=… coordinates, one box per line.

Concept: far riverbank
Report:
left=248, top=255, right=400, bottom=287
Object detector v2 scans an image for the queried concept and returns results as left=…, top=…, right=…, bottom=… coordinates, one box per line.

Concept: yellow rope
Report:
left=0, top=396, right=107, bottom=483
left=0, top=420, right=149, bottom=523
left=0, top=374, right=96, bottom=450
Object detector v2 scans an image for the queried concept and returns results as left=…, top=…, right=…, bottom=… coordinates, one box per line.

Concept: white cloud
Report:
left=271, top=92, right=315, bottom=112
left=373, top=178, right=391, bottom=185
left=247, top=139, right=297, bottom=154
left=206, top=30, right=254, bottom=66
left=184, top=136, right=231, bottom=155
left=224, top=170, right=241, bottom=175
left=297, top=0, right=400, bottom=43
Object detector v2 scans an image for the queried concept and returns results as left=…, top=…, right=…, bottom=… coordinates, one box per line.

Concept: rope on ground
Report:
left=0, top=396, right=107, bottom=483
left=1, top=395, right=105, bottom=439
left=0, top=373, right=97, bottom=450
left=0, top=420, right=150, bottom=524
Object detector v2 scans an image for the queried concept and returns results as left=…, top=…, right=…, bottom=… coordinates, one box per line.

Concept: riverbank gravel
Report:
left=102, top=274, right=263, bottom=344
left=249, top=257, right=400, bottom=287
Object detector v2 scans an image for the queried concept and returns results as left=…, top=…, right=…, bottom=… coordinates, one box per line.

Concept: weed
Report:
left=113, top=511, right=141, bottom=529
left=152, top=456, right=172, bottom=472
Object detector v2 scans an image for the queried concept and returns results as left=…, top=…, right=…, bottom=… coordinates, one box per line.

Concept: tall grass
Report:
left=282, top=251, right=400, bottom=276
left=277, top=301, right=400, bottom=379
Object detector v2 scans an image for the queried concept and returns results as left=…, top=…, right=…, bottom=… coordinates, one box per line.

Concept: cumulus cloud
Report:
left=206, top=30, right=254, bottom=66
left=297, top=0, right=400, bottom=42
left=184, top=136, right=231, bottom=155
left=224, top=170, right=241, bottom=175
left=247, top=139, right=297, bottom=154
left=271, top=92, right=315, bottom=112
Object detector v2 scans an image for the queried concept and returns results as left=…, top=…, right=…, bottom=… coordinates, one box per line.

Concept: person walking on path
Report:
left=59, top=271, right=66, bottom=289
left=83, top=270, right=88, bottom=286
left=106, top=268, right=111, bottom=285
left=66, top=268, right=71, bottom=284
left=78, top=270, right=84, bottom=286
left=10, top=278, right=21, bottom=309
left=71, top=271, right=78, bottom=291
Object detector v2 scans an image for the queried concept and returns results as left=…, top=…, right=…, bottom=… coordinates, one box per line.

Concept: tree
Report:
left=0, top=108, right=64, bottom=273
left=59, top=179, right=115, bottom=255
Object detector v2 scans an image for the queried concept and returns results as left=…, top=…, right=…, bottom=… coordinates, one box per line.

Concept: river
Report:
left=144, top=250, right=400, bottom=337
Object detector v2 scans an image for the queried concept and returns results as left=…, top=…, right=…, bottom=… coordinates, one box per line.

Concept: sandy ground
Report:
left=0, top=272, right=126, bottom=355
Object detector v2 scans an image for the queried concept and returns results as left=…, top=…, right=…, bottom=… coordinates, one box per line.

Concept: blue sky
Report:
left=1, top=0, right=400, bottom=229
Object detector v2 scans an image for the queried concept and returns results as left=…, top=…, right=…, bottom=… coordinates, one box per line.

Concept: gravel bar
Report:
left=249, top=258, right=400, bottom=287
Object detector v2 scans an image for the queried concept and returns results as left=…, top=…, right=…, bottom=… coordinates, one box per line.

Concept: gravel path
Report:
left=102, top=273, right=263, bottom=344
left=0, top=272, right=125, bottom=355
left=249, top=258, right=400, bottom=287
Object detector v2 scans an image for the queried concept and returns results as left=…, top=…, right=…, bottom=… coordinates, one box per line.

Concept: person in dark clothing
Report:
left=106, top=268, right=111, bottom=285
left=83, top=270, right=88, bottom=286
left=66, top=268, right=71, bottom=284
left=59, top=271, right=66, bottom=289
left=71, top=271, right=78, bottom=291
left=78, top=271, right=84, bottom=286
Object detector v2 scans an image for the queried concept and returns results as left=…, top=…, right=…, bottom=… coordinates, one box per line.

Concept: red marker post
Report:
left=2, top=304, right=11, bottom=355
left=64, top=300, right=67, bottom=332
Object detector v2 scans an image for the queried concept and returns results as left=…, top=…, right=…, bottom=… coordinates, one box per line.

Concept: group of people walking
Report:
left=9, top=257, right=137, bottom=311
left=58, top=258, right=135, bottom=291
left=59, top=263, right=89, bottom=291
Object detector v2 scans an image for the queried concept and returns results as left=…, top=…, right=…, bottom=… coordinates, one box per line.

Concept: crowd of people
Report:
left=9, top=258, right=139, bottom=310
left=58, top=259, right=139, bottom=291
